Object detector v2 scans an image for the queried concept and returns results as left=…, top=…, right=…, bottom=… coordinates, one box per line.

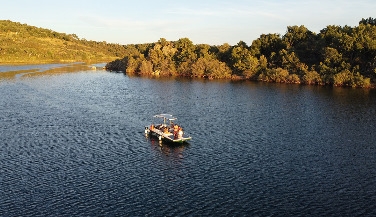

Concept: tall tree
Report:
left=174, top=38, right=197, bottom=64
left=230, top=42, right=253, bottom=75
left=148, top=38, right=177, bottom=75
left=359, top=17, right=376, bottom=26
left=283, top=25, right=310, bottom=49
left=216, top=43, right=232, bottom=64
left=174, top=38, right=197, bottom=76
left=250, top=33, right=285, bottom=68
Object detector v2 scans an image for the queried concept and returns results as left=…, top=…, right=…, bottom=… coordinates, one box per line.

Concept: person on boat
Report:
left=163, top=127, right=169, bottom=134
left=173, top=125, right=179, bottom=139
left=150, top=124, right=154, bottom=130
left=178, top=127, right=183, bottom=139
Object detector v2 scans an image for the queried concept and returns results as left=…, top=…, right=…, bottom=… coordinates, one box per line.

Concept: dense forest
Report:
left=106, top=17, right=376, bottom=88
left=1, top=19, right=375, bottom=87
left=0, top=20, right=127, bottom=63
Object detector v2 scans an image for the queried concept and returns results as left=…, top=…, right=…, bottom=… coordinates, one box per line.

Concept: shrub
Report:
left=287, top=73, right=301, bottom=83
left=333, top=70, right=352, bottom=86
left=302, top=70, right=322, bottom=85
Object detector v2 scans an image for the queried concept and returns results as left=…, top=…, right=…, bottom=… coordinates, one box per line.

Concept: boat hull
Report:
left=145, top=127, right=191, bottom=143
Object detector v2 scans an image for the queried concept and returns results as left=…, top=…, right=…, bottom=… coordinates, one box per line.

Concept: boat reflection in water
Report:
left=147, top=132, right=189, bottom=163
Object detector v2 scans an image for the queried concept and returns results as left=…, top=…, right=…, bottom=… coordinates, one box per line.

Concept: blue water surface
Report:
left=1, top=64, right=375, bottom=216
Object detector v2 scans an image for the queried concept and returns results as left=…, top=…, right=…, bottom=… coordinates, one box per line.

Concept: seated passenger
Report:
left=173, top=125, right=179, bottom=138
left=163, top=127, right=169, bottom=134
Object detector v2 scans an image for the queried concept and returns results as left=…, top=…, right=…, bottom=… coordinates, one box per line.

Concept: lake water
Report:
left=1, top=63, right=376, bottom=216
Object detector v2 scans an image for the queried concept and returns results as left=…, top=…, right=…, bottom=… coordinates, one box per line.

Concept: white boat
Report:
left=145, top=114, right=192, bottom=143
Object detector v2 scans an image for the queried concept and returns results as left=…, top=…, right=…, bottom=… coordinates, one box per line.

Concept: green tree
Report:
left=230, top=44, right=252, bottom=74
left=215, top=43, right=232, bottom=66
left=147, top=38, right=177, bottom=75
left=351, top=23, right=376, bottom=78
left=139, top=60, right=153, bottom=75
left=191, top=57, right=231, bottom=79
left=359, top=17, right=376, bottom=26
left=242, top=56, right=259, bottom=79
left=173, top=38, right=197, bottom=76
left=229, top=40, right=260, bottom=78
left=279, top=49, right=301, bottom=75
left=283, top=25, right=310, bottom=49
left=258, top=67, right=290, bottom=83
left=174, top=37, right=197, bottom=64
left=195, top=44, right=212, bottom=59
left=333, top=69, right=352, bottom=86
left=302, top=70, right=322, bottom=85
left=250, top=33, right=285, bottom=65
left=283, top=25, right=319, bottom=66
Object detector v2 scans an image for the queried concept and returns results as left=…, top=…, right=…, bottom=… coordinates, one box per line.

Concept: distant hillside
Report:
left=0, top=20, right=127, bottom=64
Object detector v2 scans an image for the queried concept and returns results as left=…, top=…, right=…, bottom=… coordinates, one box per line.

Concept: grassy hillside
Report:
left=0, top=20, right=127, bottom=64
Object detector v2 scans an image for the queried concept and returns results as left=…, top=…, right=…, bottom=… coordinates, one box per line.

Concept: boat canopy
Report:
left=153, top=114, right=177, bottom=121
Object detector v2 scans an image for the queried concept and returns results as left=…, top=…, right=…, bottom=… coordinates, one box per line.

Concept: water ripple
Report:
left=1, top=70, right=376, bottom=216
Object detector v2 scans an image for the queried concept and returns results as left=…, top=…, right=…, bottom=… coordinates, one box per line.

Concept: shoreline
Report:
left=1, top=62, right=374, bottom=89
left=108, top=69, right=376, bottom=89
